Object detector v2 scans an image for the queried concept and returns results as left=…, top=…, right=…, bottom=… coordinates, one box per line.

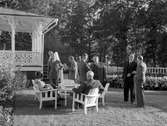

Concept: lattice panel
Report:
left=15, top=52, right=33, bottom=65
left=0, top=51, right=42, bottom=66
left=0, top=51, right=13, bottom=65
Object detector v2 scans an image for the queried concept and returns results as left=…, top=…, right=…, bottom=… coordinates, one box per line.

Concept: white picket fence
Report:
left=107, top=66, right=167, bottom=76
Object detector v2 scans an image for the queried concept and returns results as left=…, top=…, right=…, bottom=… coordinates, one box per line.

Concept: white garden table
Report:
left=59, top=79, right=80, bottom=106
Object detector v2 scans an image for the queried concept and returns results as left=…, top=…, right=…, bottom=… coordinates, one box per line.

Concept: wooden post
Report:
left=41, top=33, right=44, bottom=74
left=11, top=26, right=15, bottom=52
left=8, top=17, right=16, bottom=67
left=8, top=17, right=16, bottom=52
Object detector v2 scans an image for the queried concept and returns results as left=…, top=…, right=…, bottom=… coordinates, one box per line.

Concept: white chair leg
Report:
left=96, top=104, right=98, bottom=112
left=34, top=96, right=36, bottom=101
left=72, top=101, right=75, bottom=112
left=72, top=93, right=75, bottom=111
left=39, top=100, right=42, bottom=109
left=84, top=105, right=87, bottom=115
left=77, top=103, right=80, bottom=109
left=65, top=91, right=67, bottom=106
left=55, top=99, right=57, bottom=109
left=102, top=96, right=105, bottom=106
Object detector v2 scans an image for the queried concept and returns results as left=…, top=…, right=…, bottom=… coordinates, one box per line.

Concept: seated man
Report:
left=72, top=71, right=104, bottom=95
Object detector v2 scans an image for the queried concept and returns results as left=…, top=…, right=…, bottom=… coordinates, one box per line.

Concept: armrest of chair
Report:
left=45, top=84, right=53, bottom=89
left=38, top=89, right=58, bottom=98
left=81, top=93, right=100, bottom=98
left=39, top=89, right=57, bottom=93
left=73, top=92, right=100, bottom=102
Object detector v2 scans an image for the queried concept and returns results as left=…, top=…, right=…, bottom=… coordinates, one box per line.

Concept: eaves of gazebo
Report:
left=0, top=7, right=58, bottom=72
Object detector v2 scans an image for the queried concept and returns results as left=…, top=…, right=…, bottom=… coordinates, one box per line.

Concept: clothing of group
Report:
left=68, top=60, right=107, bottom=86
left=123, top=60, right=147, bottom=107
left=47, top=58, right=63, bottom=89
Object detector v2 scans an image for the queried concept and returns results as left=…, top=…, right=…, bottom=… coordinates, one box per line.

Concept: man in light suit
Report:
left=135, top=55, right=147, bottom=107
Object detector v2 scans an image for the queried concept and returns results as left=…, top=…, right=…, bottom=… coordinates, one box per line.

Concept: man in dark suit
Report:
left=123, top=53, right=137, bottom=103
left=73, top=71, right=104, bottom=94
left=135, top=55, right=147, bottom=107
left=90, top=56, right=107, bottom=87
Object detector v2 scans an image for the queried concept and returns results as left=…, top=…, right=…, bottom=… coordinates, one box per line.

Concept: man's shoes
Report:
left=131, top=102, right=136, bottom=105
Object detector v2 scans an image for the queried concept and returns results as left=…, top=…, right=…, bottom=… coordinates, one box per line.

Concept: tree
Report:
left=58, top=0, right=93, bottom=57
left=90, top=0, right=150, bottom=65
left=143, top=0, right=167, bottom=66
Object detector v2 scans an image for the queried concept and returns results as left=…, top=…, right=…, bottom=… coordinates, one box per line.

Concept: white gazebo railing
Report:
left=147, top=67, right=167, bottom=75
left=0, top=8, right=58, bottom=72
left=0, top=51, right=42, bottom=67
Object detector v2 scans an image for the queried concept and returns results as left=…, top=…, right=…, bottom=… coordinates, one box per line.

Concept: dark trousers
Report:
left=124, top=78, right=135, bottom=103
left=50, top=79, right=58, bottom=89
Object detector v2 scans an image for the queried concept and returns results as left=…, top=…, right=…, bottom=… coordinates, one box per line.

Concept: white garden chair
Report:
left=99, top=83, right=110, bottom=106
left=32, top=80, right=58, bottom=109
left=72, top=88, right=99, bottom=114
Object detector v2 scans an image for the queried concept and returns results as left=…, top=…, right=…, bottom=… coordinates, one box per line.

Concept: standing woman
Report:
left=135, top=55, right=147, bottom=107
left=49, top=52, right=63, bottom=88
left=47, top=50, right=54, bottom=82
left=68, top=56, right=78, bottom=81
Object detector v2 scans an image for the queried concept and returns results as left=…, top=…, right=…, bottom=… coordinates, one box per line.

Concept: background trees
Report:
left=0, top=0, right=167, bottom=66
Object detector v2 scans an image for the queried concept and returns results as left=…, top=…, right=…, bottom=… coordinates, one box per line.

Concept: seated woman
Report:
left=34, top=72, right=53, bottom=91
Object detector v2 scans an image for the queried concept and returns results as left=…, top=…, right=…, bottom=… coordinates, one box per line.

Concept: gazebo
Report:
left=0, top=8, right=58, bottom=72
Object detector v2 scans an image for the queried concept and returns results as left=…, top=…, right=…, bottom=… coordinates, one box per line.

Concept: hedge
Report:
left=107, top=75, right=167, bottom=90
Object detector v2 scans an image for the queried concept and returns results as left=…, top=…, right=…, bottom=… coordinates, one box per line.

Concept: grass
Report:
left=14, top=89, right=167, bottom=126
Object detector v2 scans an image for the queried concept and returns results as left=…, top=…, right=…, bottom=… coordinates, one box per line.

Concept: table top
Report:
left=60, top=83, right=80, bottom=91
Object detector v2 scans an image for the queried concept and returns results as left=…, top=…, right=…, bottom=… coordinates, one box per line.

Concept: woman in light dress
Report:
left=68, top=56, right=78, bottom=81
left=49, top=52, right=63, bottom=88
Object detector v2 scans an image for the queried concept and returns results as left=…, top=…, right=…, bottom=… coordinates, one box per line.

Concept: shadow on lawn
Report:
left=14, top=89, right=167, bottom=116
left=14, top=93, right=73, bottom=116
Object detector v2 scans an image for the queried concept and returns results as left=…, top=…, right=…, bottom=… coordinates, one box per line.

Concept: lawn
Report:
left=14, top=89, right=167, bottom=126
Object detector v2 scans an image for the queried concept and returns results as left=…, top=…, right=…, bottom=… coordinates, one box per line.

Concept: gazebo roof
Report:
left=0, top=8, right=57, bottom=33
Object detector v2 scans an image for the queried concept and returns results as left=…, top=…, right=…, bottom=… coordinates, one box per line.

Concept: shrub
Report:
left=145, top=76, right=167, bottom=90
left=107, top=75, right=123, bottom=88
left=0, top=62, right=25, bottom=126
left=107, top=75, right=167, bottom=90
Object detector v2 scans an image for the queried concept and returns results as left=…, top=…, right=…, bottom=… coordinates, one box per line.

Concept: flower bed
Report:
left=107, top=75, right=167, bottom=90
left=145, top=76, right=167, bottom=90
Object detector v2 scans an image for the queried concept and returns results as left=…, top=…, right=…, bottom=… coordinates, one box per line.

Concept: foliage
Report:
left=107, top=75, right=167, bottom=90
left=1, top=0, right=167, bottom=66
left=145, top=76, right=167, bottom=90
left=0, top=61, right=25, bottom=101
left=0, top=62, right=25, bottom=126
left=107, top=75, right=124, bottom=88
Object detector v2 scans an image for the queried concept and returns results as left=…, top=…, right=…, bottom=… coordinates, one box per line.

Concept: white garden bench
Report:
left=32, top=80, right=58, bottom=109
left=72, top=88, right=99, bottom=115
